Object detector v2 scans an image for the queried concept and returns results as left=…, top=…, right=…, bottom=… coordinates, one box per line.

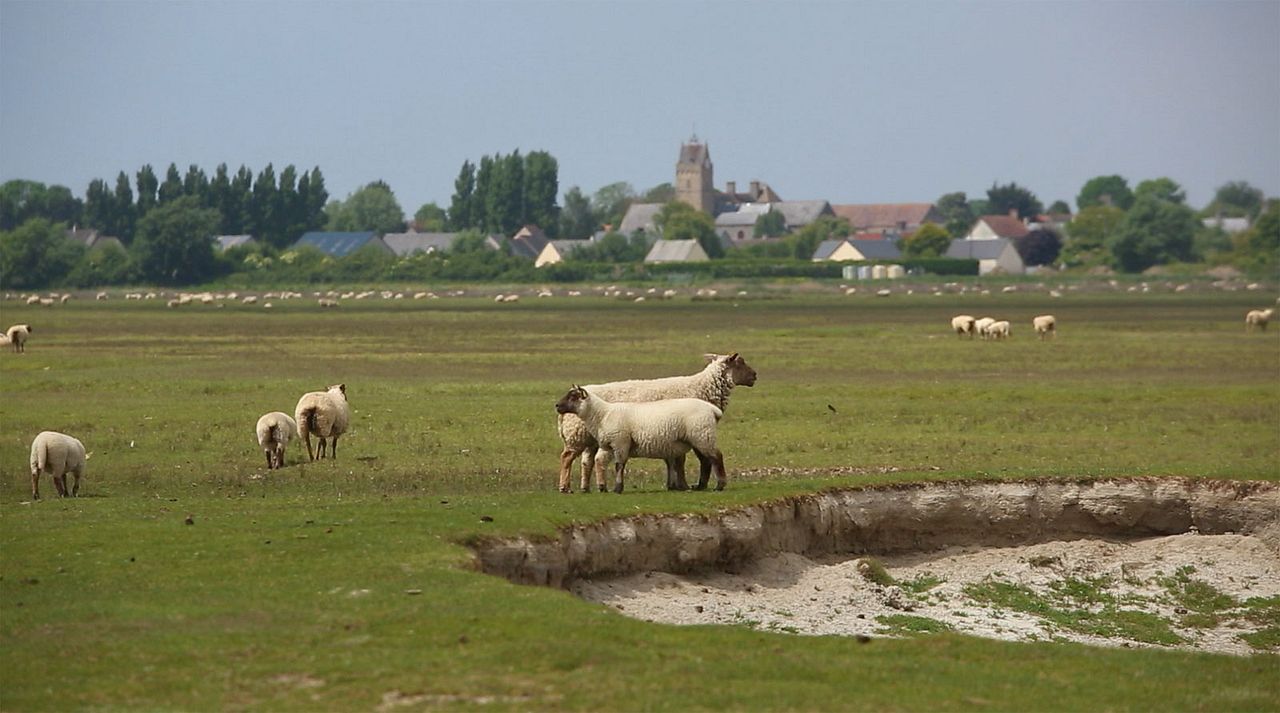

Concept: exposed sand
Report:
left=572, top=533, right=1280, bottom=656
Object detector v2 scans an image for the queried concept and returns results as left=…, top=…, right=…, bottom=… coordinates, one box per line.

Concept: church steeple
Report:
left=675, top=137, right=715, bottom=214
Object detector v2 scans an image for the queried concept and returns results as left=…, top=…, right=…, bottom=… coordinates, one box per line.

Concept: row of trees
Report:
left=446, top=150, right=560, bottom=236
left=0, top=163, right=331, bottom=250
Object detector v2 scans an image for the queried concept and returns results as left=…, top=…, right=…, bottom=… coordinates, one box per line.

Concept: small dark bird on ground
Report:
left=827, top=404, right=838, bottom=413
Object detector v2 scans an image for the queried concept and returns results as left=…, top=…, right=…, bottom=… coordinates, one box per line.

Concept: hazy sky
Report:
left=3, top=0, right=1278, bottom=217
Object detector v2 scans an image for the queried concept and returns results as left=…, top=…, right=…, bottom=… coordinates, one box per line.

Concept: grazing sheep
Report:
left=1245, top=308, right=1274, bottom=332
left=294, top=384, right=350, bottom=461
left=555, top=386, right=727, bottom=493
left=557, top=353, right=756, bottom=493
left=1033, top=314, right=1057, bottom=340
left=974, top=317, right=996, bottom=339
left=6, top=324, right=31, bottom=353
left=951, top=315, right=977, bottom=339
left=29, top=431, right=86, bottom=499
left=987, top=320, right=1011, bottom=340
left=255, top=411, right=299, bottom=469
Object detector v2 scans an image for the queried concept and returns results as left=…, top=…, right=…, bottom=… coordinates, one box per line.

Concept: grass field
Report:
left=2, top=284, right=1278, bottom=710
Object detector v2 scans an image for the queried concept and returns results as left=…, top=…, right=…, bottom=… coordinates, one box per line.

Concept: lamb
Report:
left=974, top=317, right=996, bottom=339
left=6, top=324, right=31, bottom=353
left=1033, top=314, right=1057, bottom=340
left=951, top=315, right=977, bottom=338
left=987, top=320, right=1011, bottom=340
left=1245, top=308, right=1274, bottom=332
left=556, top=353, right=757, bottom=493
left=555, top=386, right=727, bottom=493
left=29, top=431, right=86, bottom=499
left=294, top=384, right=350, bottom=461
left=255, top=411, right=299, bottom=469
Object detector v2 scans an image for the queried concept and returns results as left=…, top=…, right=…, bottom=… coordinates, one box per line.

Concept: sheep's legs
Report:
left=331, top=436, right=338, bottom=459
left=557, top=447, right=580, bottom=492
left=692, top=449, right=727, bottom=491
left=613, top=461, right=627, bottom=494
left=265, top=451, right=274, bottom=469
left=30, top=471, right=40, bottom=500
left=581, top=447, right=607, bottom=492
left=71, top=470, right=81, bottom=497
left=666, top=455, right=689, bottom=491
left=53, top=475, right=68, bottom=497
left=594, top=449, right=614, bottom=492
left=303, top=433, right=315, bottom=461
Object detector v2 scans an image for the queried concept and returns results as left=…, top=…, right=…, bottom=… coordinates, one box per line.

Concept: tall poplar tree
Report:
left=524, top=150, right=559, bottom=236
left=449, top=160, right=476, bottom=230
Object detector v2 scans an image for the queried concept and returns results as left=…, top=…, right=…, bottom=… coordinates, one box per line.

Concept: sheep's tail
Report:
left=33, top=440, right=48, bottom=473
left=268, top=422, right=280, bottom=445
left=301, top=407, right=318, bottom=436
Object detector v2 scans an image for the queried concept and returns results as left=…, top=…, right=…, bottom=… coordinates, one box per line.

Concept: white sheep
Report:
left=1245, top=308, right=1274, bottom=332
left=1033, top=314, right=1057, bottom=340
left=556, top=353, right=756, bottom=493
left=555, top=386, right=728, bottom=493
left=255, top=411, right=299, bottom=469
left=29, top=431, right=86, bottom=499
left=987, top=320, right=1011, bottom=340
left=974, top=317, right=996, bottom=339
left=6, top=324, right=31, bottom=353
left=951, top=315, right=977, bottom=339
left=294, top=384, right=350, bottom=461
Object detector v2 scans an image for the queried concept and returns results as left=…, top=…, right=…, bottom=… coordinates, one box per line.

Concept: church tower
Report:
left=675, top=137, right=715, bottom=215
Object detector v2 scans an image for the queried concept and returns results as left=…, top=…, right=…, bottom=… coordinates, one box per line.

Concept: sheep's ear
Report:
left=729, top=352, right=739, bottom=362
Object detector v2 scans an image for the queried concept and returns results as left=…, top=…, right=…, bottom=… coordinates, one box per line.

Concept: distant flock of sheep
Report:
left=950, top=314, right=1056, bottom=340
left=10, top=292, right=1277, bottom=499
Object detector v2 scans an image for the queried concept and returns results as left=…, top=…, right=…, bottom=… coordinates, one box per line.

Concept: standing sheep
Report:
left=294, top=384, right=350, bottom=461
left=6, top=324, right=31, bottom=353
left=974, top=317, right=996, bottom=339
left=1245, top=308, right=1274, bottom=332
left=555, top=386, right=728, bottom=493
left=29, top=431, right=86, bottom=499
left=557, top=353, right=756, bottom=493
left=1032, top=315, right=1057, bottom=340
left=256, top=411, right=299, bottom=469
left=951, top=315, right=977, bottom=338
left=986, top=320, right=1011, bottom=340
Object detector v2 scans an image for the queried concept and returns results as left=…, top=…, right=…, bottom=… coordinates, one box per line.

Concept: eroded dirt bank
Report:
left=473, top=478, right=1279, bottom=588
left=471, top=478, right=1279, bottom=655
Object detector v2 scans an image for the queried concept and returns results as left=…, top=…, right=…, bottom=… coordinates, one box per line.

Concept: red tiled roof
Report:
left=831, top=203, right=936, bottom=230
left=976, top=215, right=1030, bottom=238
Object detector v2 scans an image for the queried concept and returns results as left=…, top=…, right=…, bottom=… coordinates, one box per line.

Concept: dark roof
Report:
left=849, top=239, right=902, bottom=260
left=295, top=232, right=386, bottom=258
left=774, top=200, right=833, bottom=227
left=382, top=232, right=460, bottom=256
left=946, top=238, right=1014, bottom=260
left=812, top=239, right=847, bottom=260
left=508, top=226, right=550, bottom=259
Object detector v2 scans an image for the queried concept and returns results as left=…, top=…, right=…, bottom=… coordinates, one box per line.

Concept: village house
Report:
left=946, top=237, right=1025, bottom=275
left=811, top=238, right=903, bottom=262
left=831, top=203, right=942, bottom=237
left=213, top=234, right=257, bottom=252
left=645, top=239, right=709, bottom=263
left=294, top=231, right=391, bottom=258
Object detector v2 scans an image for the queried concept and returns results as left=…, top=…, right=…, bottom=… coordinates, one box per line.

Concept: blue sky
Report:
left=2, top=0, right=1278, bottom=217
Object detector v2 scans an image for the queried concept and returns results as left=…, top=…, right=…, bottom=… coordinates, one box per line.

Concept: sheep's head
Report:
left=707, top=352, right=757, bottom=387
left=327, top=383, right=347, bottom=400
left=555, top=385, right=590, bottom=415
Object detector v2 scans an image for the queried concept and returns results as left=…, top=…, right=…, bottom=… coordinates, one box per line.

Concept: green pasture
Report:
left=2, top=287, right=1278, bottom=710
